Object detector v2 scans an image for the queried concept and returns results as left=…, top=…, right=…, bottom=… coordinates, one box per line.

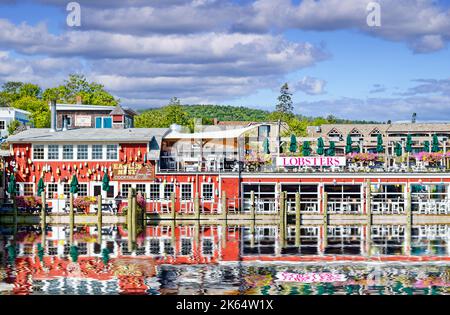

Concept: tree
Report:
left=135, top=98, right=192, bottom=130
left=7, top=120, right=21, bottom=135
left=275, top=83, right=293, bottom=115
left=13, top=96, right=50, bottom=128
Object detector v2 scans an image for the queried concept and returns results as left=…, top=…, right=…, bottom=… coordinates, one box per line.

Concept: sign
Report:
left=75, top=115, right=92, bottom=127
left=275, top=272, right=347, bottom=283
left=112, top=163, right=155, bottom=180
left=277, top=156, right=346, bottom=167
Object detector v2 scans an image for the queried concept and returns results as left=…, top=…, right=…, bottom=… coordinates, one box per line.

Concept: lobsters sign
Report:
left=277, top=156, right=346, bottom=167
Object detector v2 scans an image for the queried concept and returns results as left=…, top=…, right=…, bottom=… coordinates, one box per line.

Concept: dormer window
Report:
left=349, top=128, right=363, bottom=138
left=370, top=128, right=381, bottom=137
left=328, top=128, right=343, bottom=141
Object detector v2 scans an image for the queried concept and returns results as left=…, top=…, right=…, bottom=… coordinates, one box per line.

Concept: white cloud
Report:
left=295, top=76, right=327, bottom=95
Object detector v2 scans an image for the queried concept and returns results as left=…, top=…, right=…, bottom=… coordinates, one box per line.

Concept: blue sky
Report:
left=1, top=0, right=450, bottom=122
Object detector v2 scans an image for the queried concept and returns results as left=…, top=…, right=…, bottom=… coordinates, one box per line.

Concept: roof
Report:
left=54, top=103, right=115, bottom=111
left=7, top=128, right=170, bottom=143
left=0, top=107, right=31, bottom=115
left=109, top=105, right=137, bottom=116
left=165, top=124, right=263, bottom=139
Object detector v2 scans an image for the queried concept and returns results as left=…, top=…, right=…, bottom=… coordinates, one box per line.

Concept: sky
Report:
left=1, top=0, right=450, bottom=122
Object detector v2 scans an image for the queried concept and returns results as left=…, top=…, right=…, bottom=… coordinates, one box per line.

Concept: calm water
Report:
left=1, top=222, right=449, bottom=295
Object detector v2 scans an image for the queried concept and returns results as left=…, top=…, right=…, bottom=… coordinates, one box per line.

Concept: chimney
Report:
left=49, top=100, right=57, bottom=132
left=76, top=95, right=82, bottom=104
left=213, top=118, right=218, bottom=125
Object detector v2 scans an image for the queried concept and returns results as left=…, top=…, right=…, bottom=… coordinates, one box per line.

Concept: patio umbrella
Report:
left=376, top=134, right=384, bottom=153
left=302, top=141, right=311, bottom=156
left=102, top=173, right=110, bottom=192
left=316, top=137, right=324, bottom=155
left=70, top=175, right=79, bottom=194
left=345, top=135, right=353, bottom=154
left=395, top=142, right=402, bottom=157
left=69, top=245, right=79, bottom=263
left=431, top=134, right=440, bottom=152
left=289, top=134, right=297, bottom=153
left=37, top=178, right=45, bottom=196
left=7, top=173, right=16, bottom=195
left=326, top=141, right=336, bottom=156
left=262, top=138, right=270, bottom=154
left=405, top=134, right=413, bottom=153
left=101, top=248, right=110, bottom=265
left=423, top=140, right=430, bottom=153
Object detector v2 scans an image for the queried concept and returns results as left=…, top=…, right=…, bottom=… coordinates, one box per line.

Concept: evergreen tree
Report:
left=275, top=83, right=293, bottom=115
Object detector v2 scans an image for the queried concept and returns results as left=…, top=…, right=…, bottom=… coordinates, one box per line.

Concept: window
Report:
left=180, top=238, right=193, bottom=255
left=122, top=184, right=132, bottom=197
left=77, top=145, right=88, bottom=160
left=0, top=121, right=5, bottom=130
left=95, top=117, right=112, bottom=128
left=63, top=184, right=70, bottom=197
left=180, top=184, right=193, bottom=201
left=163, top=184, right=175, bottom=200
left=106, top=144, right=118, bottom=160
left=78, top=183, right=88, bottom=196
left=136, top=184, right=147, bottom=196
left=24, top=183, right=33, bottom=196
left=47, top=183, right=58, bottom=199
left=149, top=239, right=160, bottom=255
left=48, top=145, right=59, bottom=160
left=202, top=238, right=214, bottom=256
left=258, top=125, right=271, bottom=141
left=202, top=183, right=214, bottom=201
left=63, top=145, right=73, bottom=160
left=92, top=145, right=103, bottom=159
left=33, top=145, right=44, bottom=160
left=163, top=239, right=174, bottom=255
left=149, top=184, right=159, bottom=200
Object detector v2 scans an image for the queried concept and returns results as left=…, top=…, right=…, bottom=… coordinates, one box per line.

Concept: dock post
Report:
left=221, top=191, right=227, bottom=221
left=405, top=186, right=412, bottom=256
left=194, top=193, right=200, bottom=220
left=322, top=192, right=328, bottom=249
left=365, top=180, right=372, bottom=256
left=171, top=192, right=176, bottom=220
left=69, top=193, right=74, bottom=244
left=250, top=191, right=255, bottom=247
left=97, top=195, right=102, bottom=245
left=12, top=191, right=17, bottom=229
left=131, top=188, right=137, bottom=244
left=295, top=192, right=301, bottom=247
left=279, top=191, right=286, bottom=248
left=143, top=193, right=147, bottom=221
left=127, top=187, right=133, bottom=250
left=41, top=192, right=46, bottom=246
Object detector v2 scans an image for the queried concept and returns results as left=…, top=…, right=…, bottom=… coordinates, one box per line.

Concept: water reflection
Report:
left=0, top=222, right=449, bottom=295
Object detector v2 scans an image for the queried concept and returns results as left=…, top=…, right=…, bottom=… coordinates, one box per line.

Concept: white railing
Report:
left=371, top=200, right=405, bottom=214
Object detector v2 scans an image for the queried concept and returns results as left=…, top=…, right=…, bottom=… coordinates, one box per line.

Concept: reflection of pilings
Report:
left=69, top=193, right=74, bottom=244
left=41, top=192, right=46, bottom=246
left=194, top=193, right=200, bottom=219
left=97, top=195, right=102, bottom=245
left=127, top=187, right=133, bottom=250
left=221, top=191, right=227, bottom=221
left=295, top=192, right=301, bottom=247
left=131, top=189, right=137, bottom=244
left=279, top=191, right=286, bottom=248
left=171, top=192, right=176, bottom=220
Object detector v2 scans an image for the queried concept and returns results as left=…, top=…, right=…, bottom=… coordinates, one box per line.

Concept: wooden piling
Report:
left=97, top=195, right=102, bottom=245
left=250, top=191, right=255, bottom=247
left=131, top=188, right=137, bottom=244
left=41, top=192, right=46, bottom=246
left=322, top=192, right=328, bottom=248
left=69, top=193, right=74, bottom=244
left=279, top=191, right=286, bottom=248
left=127, top=187, right=133, bottom=250
left=405, top=187, right=412, bottom=255
left=221, top=191, right=227, bottom=221
left=171, top=192, right=176, bottom=220
left=365, top=180, right=372, bottom=256
left=295, top=192, right=301, bottom=247
left=194, top=193, right=200, bottom=220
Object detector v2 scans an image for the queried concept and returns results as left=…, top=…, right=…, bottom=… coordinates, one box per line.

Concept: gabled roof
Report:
left=109, top=105, right=138, bottom=116
left=327, top=127, right=342, bottom=135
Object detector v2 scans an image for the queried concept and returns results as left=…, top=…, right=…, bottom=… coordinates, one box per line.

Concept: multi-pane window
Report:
left=122, top=184, right=132, bottom=197
left=149, top=184, right=160, bottom=200
left=47, top=183, right=58, bottom=199
left=202, top=238, right=214, bottom=256
left=78, top=184, right=88, bottom=196
left=0, top=121, right=5, bottom=129
left=202, top=183, right=214, bottom=201
left=180, top=238, right=193, bottom=255
left=92, top=145, right=103, bottom=159
left=77, top=145, right=88, bottom=160
left=163, top=239, right=174, bottom=255
left=163, top=184, right=175, bottom=201
left=63, top=184, right=70, bottom=197
left=149, top=239, right=160, bottom=255
left=180, top=184, right=193, bottom=201
left=106, top=144, right=118, bottom=160
left=33, top=145, right=44, bottom=160
left=24, top=183, right=33, bottom=196
left=136, top=184, right=146, bottom=196
left=47, top=145, right=59, bottom=160
left=63, top=145, right=73, bottom=160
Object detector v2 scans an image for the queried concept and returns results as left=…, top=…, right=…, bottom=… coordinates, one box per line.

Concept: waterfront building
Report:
left=0, top=107, right=31, bottom=138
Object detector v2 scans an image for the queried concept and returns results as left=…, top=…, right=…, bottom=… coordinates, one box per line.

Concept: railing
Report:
left=371, top=199, right=405, bottom=214
left=411, top=199, right=450, bottom=215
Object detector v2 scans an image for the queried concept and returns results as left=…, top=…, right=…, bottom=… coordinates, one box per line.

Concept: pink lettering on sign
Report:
left=275, top=272, right=347, bottom=283
left=277, top=157, right=346, bottom=167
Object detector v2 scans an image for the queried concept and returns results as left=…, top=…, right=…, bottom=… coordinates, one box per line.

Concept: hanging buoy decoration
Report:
left=27, top=158, right=32, bottom=165
left=26, top=146, right=29, bottom=151
left=68, top=165, right=71, bottom=171
left=73, top=164, right=77, bottom=170
left=37, top=164, right=40, bottom=171
left=25, top=167, right=29, bottom=174
left=79, top=163, right=83, bottom=169
left=51, top=175, right=54, bottom=182
left=137, top=149, right=141, bottom=157
left=21, top=151, right=24, bottom=157
left=97, top=174, right=101, bottom=181
left=56, top=167, right=61, bottom=175
left=16, top=150, right=20, bottom=157
left=134, top=156, right=138, bottom=162
left=85, top=162, right=88, bottom=167
left=32, top=175, right=36, bottom=182
left=109, top=171, right=113, bottom=177
left=62, top=164, right=66, bottom=170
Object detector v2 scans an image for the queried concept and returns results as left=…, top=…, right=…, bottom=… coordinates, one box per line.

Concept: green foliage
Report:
left=7, top=119, right=21, bottom=135
left=275, top=83, right=293, bottom=115
left=12, top=96, right=50, bottom=128
left=135, top=98, right=192, bottom=130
